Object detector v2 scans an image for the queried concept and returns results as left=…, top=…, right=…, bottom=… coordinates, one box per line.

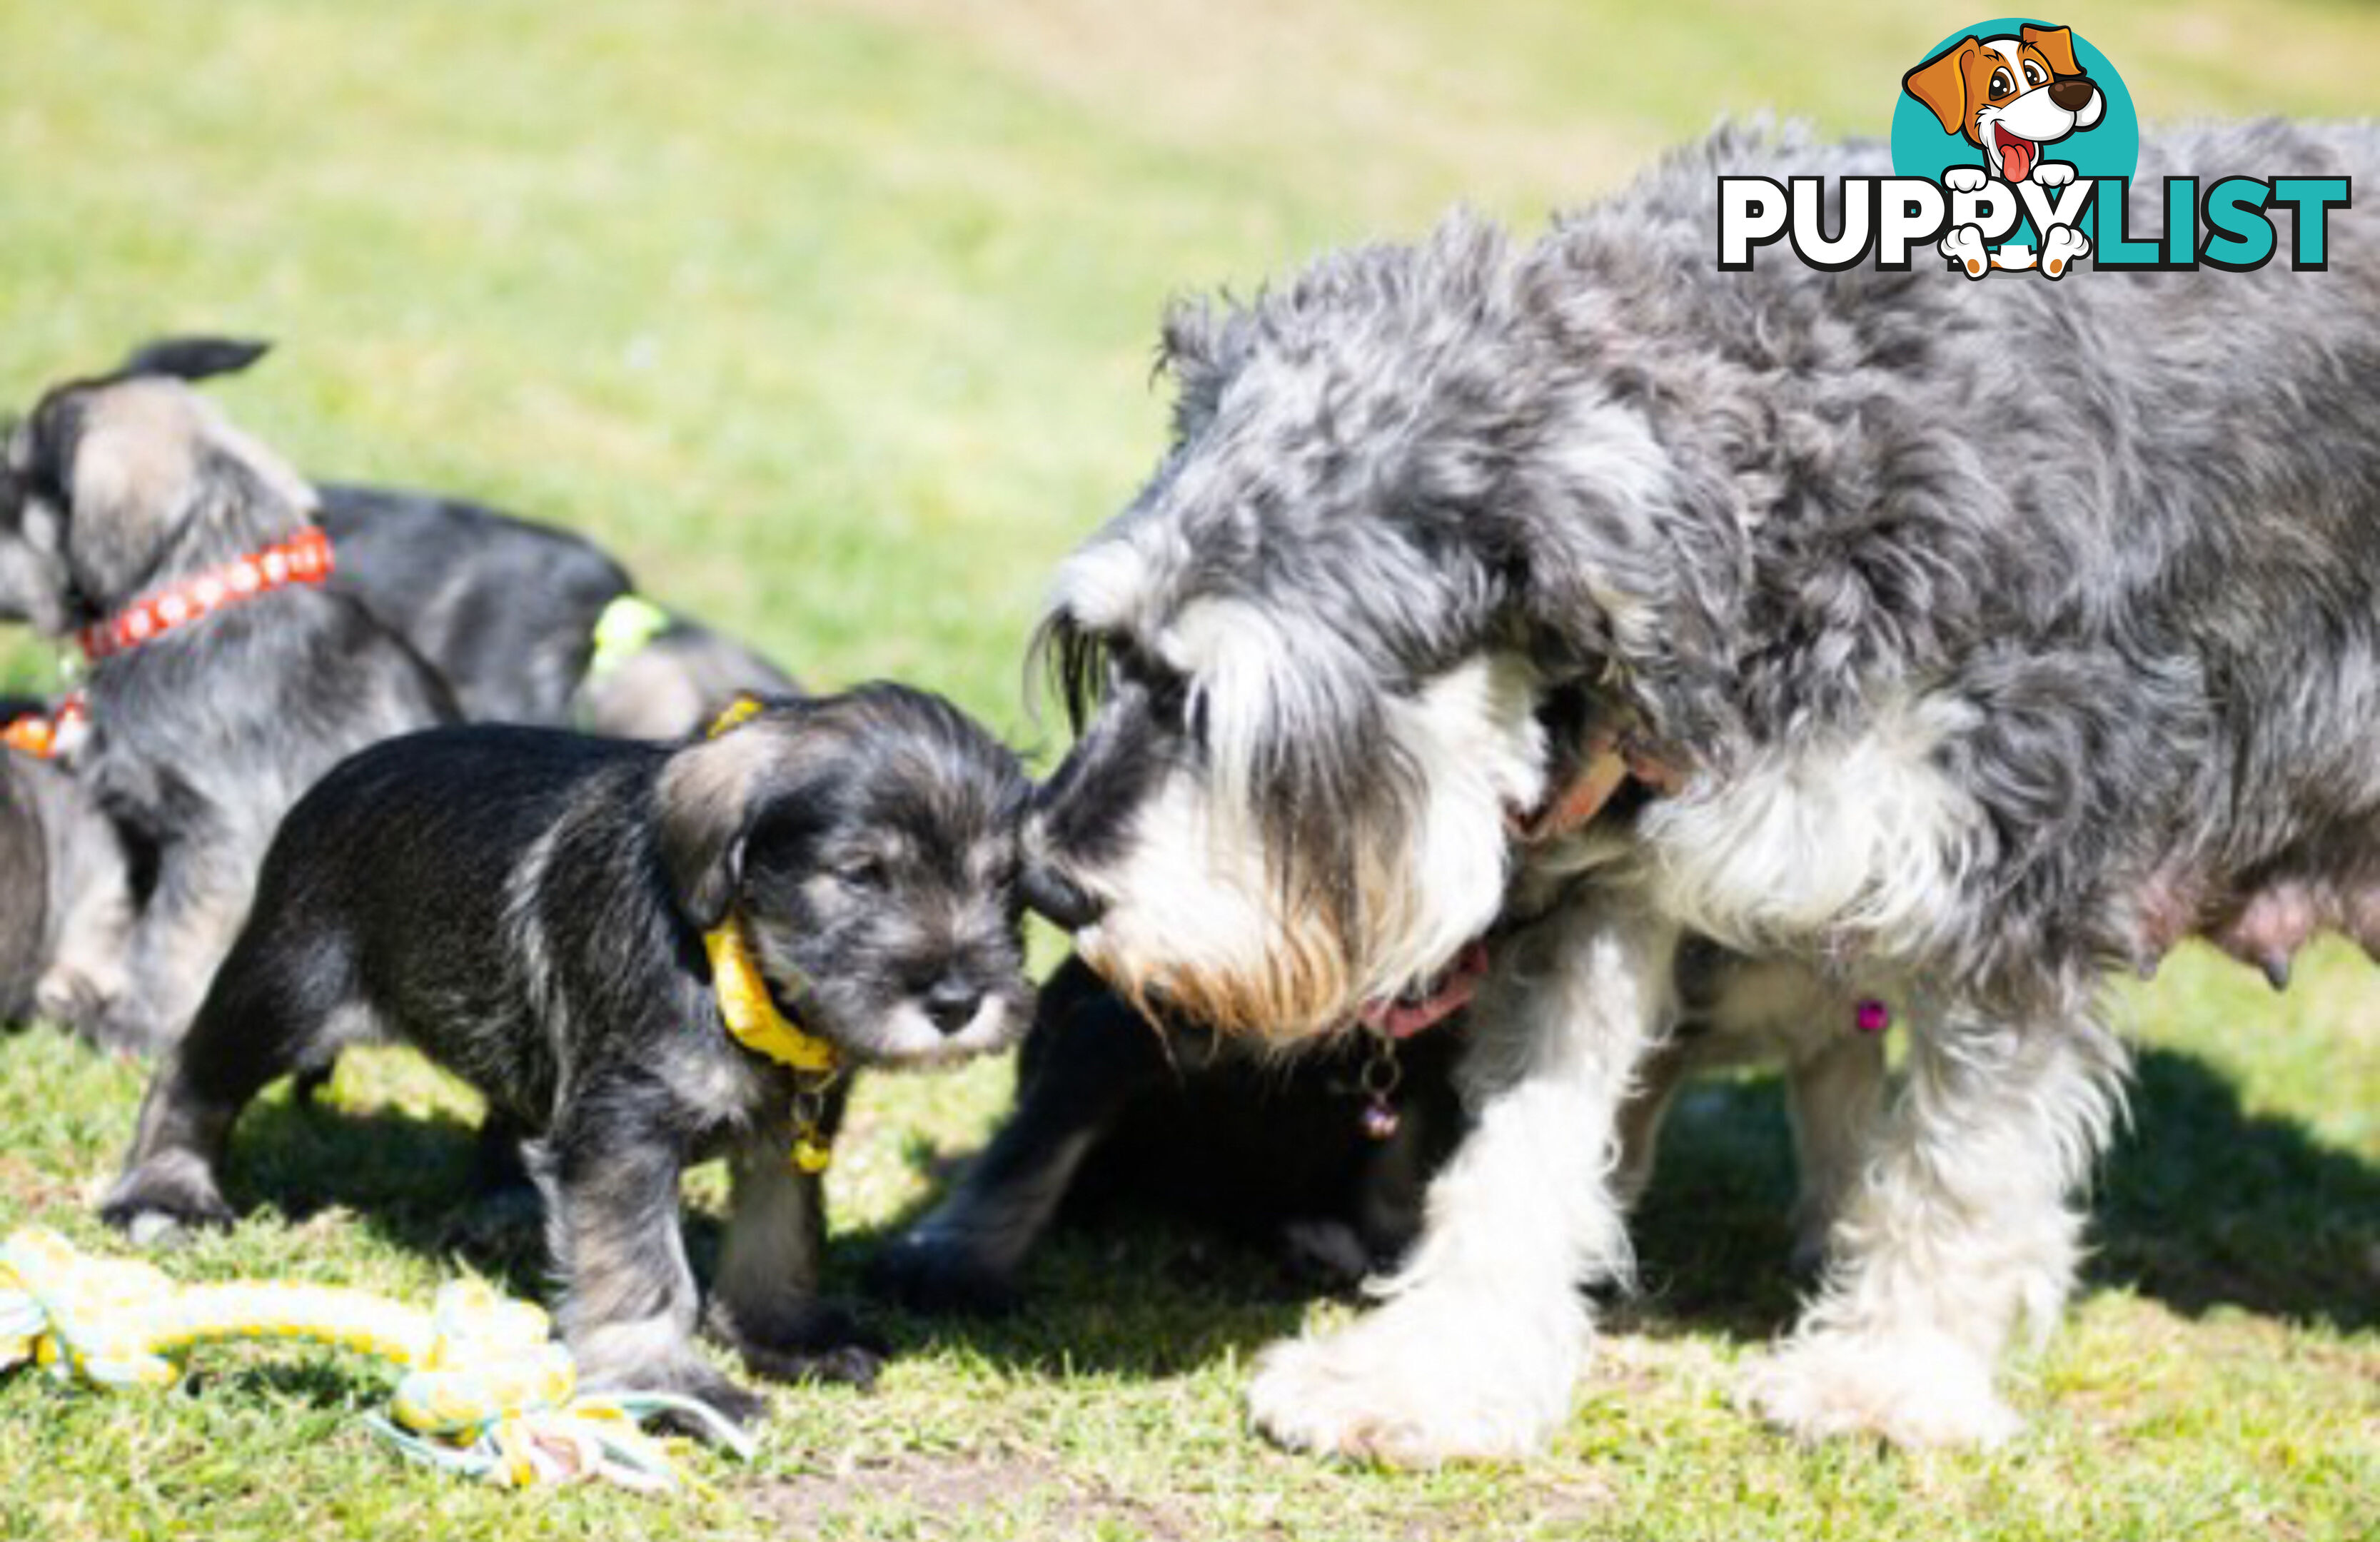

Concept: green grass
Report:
left=3, top=1, right=2378, bottom=1536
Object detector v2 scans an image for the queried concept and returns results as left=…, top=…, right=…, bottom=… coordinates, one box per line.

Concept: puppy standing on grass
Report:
left=0, top=342, right=453, bottom=1050
left=106, top=688, right=1033, bottom=1426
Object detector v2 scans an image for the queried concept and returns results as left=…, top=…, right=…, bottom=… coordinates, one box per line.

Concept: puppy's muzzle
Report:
left=2048, top=77, right=2096, bottom=112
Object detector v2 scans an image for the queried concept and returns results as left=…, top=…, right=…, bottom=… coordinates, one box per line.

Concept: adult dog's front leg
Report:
left=1745, top=993, right=2125, bottom=1447
left=1247, top=897, right=1677, bottom=1466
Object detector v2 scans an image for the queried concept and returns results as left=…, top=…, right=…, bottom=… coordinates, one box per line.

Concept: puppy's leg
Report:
left=1781, top=1027, right=1887, bottom=1275
left=872, top=964, right=1168, bottom=1313
left=1246, top=897, right=1677, bottom=1466
left=35, top=844, right=133, bottom=1033
left=706, top=1122, right=884, bottom=1387
left=545, top=1090, right=763, bottom=1432
left=1745, top=994, right=2124, bottom=1448
left=102, top=948, right=331, bottom=1241
left=94, top=827, right=257, bottom=1054
left=1610, top=1032, right=1698, bottom=1211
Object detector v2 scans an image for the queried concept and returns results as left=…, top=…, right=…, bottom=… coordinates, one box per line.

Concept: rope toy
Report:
left=0, top=1226, right=752, bottom=1492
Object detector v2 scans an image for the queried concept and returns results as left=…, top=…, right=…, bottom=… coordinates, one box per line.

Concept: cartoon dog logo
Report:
left=1903, top=23, right=2103, bottom=276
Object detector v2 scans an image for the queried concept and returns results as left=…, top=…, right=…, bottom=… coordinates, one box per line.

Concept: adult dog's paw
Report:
left=2042, top=225, right=2092, bottom=278
left=1943, top=166, right=1990, bottom=193
left=1742, top=1330, right=2022, bottom=1448
left=1246, top=1300, right=1578, bottom=1466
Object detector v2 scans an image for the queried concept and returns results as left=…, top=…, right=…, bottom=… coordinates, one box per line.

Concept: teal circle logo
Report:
left=1891, top=19, right=2137, bottom=188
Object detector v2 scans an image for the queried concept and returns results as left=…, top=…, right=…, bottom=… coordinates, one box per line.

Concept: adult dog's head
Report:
left=1025, top=218, right=1733, bottom=1043
left=0, top=337, right=307, bottom=635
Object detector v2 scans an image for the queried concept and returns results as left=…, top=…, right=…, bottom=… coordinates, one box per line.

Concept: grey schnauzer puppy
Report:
left=105, top=687, right=1033, bottom=1428
left=0, top=343, right=453, bottom=1052
left=877, top=941, right=1877, bottom=1314
left=1021, top=120, right=2378, bottom=1460
left=110, top=338, right=798, bottom=739
left=0, top=735, right=132, bottom=1030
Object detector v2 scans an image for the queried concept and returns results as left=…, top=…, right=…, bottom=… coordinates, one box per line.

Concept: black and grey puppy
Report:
left=877, top=940, right=1879, bottom=1314
left=316, top=485, right=800, bottom=739
left=876, top=952, right=1468, bottom=1313
left=106, top=338, right=798, bottom=739
left=0, top=346, right=453, bottom=1052
left=105, top=688, right=1033, bottom=1427
left=0, top=738, right=132, bottom=1029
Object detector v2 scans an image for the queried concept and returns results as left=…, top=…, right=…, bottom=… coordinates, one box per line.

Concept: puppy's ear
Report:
left=2020, top=24, right=2081, bottom=78
left=117, top=337, right=273, bottom=383
left=655, top=714, right=808, bottom=930
left=1902, top=38, right=1980, bottom=136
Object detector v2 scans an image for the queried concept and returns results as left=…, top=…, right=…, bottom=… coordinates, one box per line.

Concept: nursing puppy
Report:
left=105, top=688, right=1033, bottom=1426
left=1021, top=121, right=2379, bottom=1460
left=879, top=942, right=1878, bottom=1312
left=874, top=952, right=1471, bottom=1313
left=0, top=348, right=453, bottom=1052
left=106, top=337, right=798, bottom=739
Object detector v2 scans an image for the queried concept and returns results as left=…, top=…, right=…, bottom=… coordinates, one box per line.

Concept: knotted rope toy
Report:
left=0, top=1226, right=751, bottom=1492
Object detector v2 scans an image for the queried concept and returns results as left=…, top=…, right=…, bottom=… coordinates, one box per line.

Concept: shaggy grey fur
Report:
left=1023, top=120, right=2379, bottom=1455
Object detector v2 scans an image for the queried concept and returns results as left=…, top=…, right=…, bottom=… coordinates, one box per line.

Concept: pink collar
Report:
left=78, top=525, right=335, bottom=663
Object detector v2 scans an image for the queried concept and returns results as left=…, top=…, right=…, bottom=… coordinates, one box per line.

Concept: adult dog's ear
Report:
left=1902, top=38, right=1979, bottom=136
left=655, top=710, right=811, bottom=930
left=2020, top=23, right=2081, bottom=79
left=117, top=336, right=273, bottom=383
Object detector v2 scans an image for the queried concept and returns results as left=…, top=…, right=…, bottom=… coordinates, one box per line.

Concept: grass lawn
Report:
left=2, top=1, right=2376, bottom=1536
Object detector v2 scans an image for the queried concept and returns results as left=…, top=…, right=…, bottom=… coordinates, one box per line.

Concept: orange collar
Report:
left=1, top=692, right=87, bottom=760
left=78, top=525, right=334, bottom=662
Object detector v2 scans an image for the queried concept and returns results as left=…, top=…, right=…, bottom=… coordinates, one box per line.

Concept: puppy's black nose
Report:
left=2048, top=77, right=2094, bottom=111
left=923, top=981, right=983, bottom=1035
left=1022, top=862, right=1102, bottom=931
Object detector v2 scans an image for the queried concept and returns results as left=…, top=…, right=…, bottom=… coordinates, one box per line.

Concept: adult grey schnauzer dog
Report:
left=107, top=689, right=1034, bottom=1428
left=0, top=343, right=453, bottom=1051
left=1020, top=121, right=2378, bottom=1461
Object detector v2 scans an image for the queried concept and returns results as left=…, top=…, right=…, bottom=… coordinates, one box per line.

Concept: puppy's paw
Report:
left=1277, top=1219, right=1378, bottom=1292
left=657, top=1368, right=771, bottom=1438
left=2032, top=160, right=2077, bottom=188
left=709, top=1299, right=889, bottom=1391
left=1939, top=225, right=1990, bottom=280
left=2042, top=225, right=2091, bottom=278
left=101, top=1160, right=235, bottom=1244
left=1943, top=166, right=1990, bottom=193
left=1742, top=1330, right=2022, bottom=1448
left=1246, top=1296, right=1581, bottom=1466
left=34, top=967, right=112, bottom=1035
left=83, top=1000, right=171, bottom=1058
left=866, top=1231, right=1024, bottom=1317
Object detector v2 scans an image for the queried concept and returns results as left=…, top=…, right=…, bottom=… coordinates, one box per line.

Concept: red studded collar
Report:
left=77, top=525, right=335, bottom=663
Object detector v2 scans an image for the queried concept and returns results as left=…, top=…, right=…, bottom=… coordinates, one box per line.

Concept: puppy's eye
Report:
left=2022, top=61, right=2046, bottom=87
left=838, top=857, right=889, bottom=890
left=1990, top=67, right=2014, bottom=97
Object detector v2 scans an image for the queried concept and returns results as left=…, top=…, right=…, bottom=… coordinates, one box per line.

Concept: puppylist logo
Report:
left=1718, top=19, right=2351, bottom=279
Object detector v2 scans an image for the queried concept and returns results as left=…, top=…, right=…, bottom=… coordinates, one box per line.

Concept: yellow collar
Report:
left=704, top=913, right=838, bottom=1077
